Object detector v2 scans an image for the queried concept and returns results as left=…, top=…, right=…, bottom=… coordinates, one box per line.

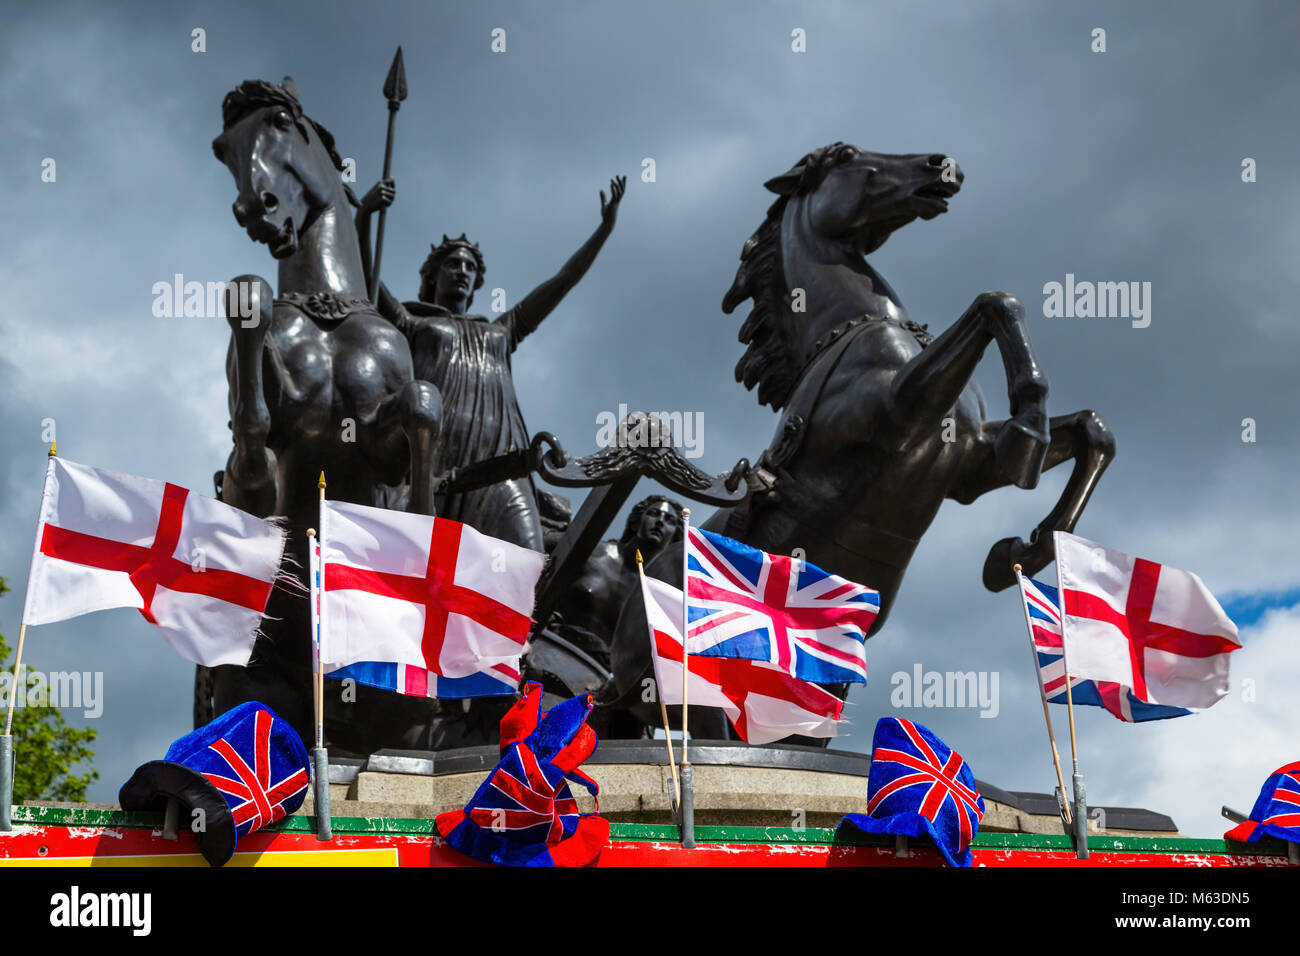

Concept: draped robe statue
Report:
left=357, top=176, right=626, bottom=548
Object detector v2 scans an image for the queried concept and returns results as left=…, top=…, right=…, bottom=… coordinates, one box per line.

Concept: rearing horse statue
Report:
left=601, top=142, right=1115, bottom=736
left=207, top=78, right=444, bottom=750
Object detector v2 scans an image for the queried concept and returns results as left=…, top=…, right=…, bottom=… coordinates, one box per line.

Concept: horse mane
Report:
left=217, top=78, right=359, bottom=207
left=722, top=142, right=861, bottom=410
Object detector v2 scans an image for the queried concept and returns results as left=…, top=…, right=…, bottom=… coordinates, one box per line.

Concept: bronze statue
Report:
left=599, top=143, right=1115, bottom=739
left=556, top=495, right=684, bottom=646
left=199, top=56, right=1115, bottom=756
left=356, top=175, right=627, bottom=549
left=208, top=78, right=445, bottom=750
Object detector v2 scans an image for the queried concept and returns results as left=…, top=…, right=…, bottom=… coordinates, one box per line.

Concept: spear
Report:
left=370, top=46, right=407, bottom=304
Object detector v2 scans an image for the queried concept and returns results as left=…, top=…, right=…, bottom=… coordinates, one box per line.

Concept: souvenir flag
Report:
left=317, top=500, right=546, bottom=678
left=119, top=701, right=310, bottom=866
left=313, top=524, right=518, bottom=700
left=642, top=572, right=844, bottom=744
left=838, top=717, right=985, bottom=867
left=1019, top=574, right=1191, bottom=722
left=684, top=527, right=875, bottom=684
left=22, top=456, right=285, bottom=667
left=436, top=682, right=609, bottom=866
left=1054, top=532, right=1241, bottom=712
left=1224, top=762, right=1300, bottom=845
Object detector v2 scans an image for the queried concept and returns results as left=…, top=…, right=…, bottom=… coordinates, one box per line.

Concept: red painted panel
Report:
left=0, top=824, right=1292, bottom=868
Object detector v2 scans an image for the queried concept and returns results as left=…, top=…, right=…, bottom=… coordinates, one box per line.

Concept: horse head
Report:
left=211, top=78, right=352, bottom=260
left=724, top=143, right=963, bottom=409
left=769, top=143, right=963, bottom=254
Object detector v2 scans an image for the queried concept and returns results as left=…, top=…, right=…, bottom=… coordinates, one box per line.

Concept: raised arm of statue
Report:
left=499, top=175, right=626, bottom=351
left=355, top=177, right=396, bottom=298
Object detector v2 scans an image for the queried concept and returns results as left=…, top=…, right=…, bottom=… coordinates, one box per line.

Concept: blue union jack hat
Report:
left=1225, top=761, right=1300, bottom=845
left=436, top=682, right=609, bottom=866
left=119, top=701, right=310, bottom=866
left=838, top=717, right=985, bottom=867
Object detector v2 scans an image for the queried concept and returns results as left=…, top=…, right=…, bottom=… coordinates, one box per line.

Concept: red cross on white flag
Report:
left=22, top=457, right=287, bottom=667
left=316, top=500, right=546, bottom=679
left=1053, top=531, right=1241, bottom=712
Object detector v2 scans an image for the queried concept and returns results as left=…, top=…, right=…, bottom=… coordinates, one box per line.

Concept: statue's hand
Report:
left=600, top=175, right=627, bottom=227
left=361, top=178, right=396, bottom=213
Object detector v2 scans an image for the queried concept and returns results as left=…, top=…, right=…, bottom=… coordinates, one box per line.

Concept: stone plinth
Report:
left=297, top=741, right=1179, bottom=836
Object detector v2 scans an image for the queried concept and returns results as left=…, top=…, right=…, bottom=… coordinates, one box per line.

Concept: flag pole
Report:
left=2, top=441, right=57, bottom=831
left=678, top=508, right=694, bottom=848
left=1, top=621, right=30, bottom=832
left=1013, top=564, right=1071, bottom=826
left=309, top=471, right=332, bottom=840
left=1054, top=544, right=1089, bottom=859
left=636, top=550, right=680, bottom=813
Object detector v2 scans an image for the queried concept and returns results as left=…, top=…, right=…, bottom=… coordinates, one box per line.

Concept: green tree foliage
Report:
left=0, top=577, right=98, bottom=802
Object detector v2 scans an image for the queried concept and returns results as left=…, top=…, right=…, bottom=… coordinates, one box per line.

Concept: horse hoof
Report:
left=995, top=419, right=1048, bottom=490
left=982, top=537, right=1023, bottom=592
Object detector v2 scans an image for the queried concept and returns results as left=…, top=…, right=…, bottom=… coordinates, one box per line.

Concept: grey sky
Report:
left=1, top=0, right=1297, bottom=837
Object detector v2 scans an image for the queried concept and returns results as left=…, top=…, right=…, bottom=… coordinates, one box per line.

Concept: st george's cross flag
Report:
left=317, top=499, right=546, bottom=680
left=1053, top=531, right=1241, bottom=713
left=1019, top=574, right=1192, bottom=722
left=684, top=527, right=876, bottom=684
left=309, top=534, right=518, bottom=701
left=641, top=571, right=844, bottom=744
left=22, top=456, right=286, bottom=667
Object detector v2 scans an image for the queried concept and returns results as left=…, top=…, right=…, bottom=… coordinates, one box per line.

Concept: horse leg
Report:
left=371, top=379, right=443, bottom=516
left=221, top=274, right=278, bottom=516
left=950, top=409, right=1116, bottom=591
left=890, top=292, right=1050, bottom=489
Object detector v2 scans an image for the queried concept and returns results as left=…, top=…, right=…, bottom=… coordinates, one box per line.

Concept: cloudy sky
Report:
left=1, top=0, right=1297, bottom=838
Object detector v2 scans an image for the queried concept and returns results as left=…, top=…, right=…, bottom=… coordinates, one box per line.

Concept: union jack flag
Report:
left=1021, top=575, right=1190, bottom=722
left=201, top=708, right=309, bottom=836
left=1225, top=762, right=1300, bottom=844
left=685, top=527, right=876, bottom=684
left=839, top=717, right=985, bottom=867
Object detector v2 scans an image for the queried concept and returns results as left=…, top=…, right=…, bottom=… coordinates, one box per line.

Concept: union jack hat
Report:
left=1224, top=761, right=1300, bottom=845
left=838, top=717, right=985, bottom=867
left=119, top=701, right=310, bottom=866
left=435, top=682, right=609, bottom=866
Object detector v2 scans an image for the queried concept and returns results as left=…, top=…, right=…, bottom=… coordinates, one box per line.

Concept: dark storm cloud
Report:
left=1, top=0, right=1296, bottom=835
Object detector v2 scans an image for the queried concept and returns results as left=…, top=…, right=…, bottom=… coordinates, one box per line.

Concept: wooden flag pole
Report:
left=1054, top=547, right=1089, bottom=859
left=636, top=550, right=680, bottom=812
left=1013, top=564, right=1071, bottom=826
left=309, top=471, right=332, bottom=840
left=2, top=629, right=28, bottom=749
left=2, top=441, right=57, bottom=831
left=678, top=508, right=694, bottom=848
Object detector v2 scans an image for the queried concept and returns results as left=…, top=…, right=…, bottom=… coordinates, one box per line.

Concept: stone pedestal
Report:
left=299, top=740, right=1179, bottom=837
